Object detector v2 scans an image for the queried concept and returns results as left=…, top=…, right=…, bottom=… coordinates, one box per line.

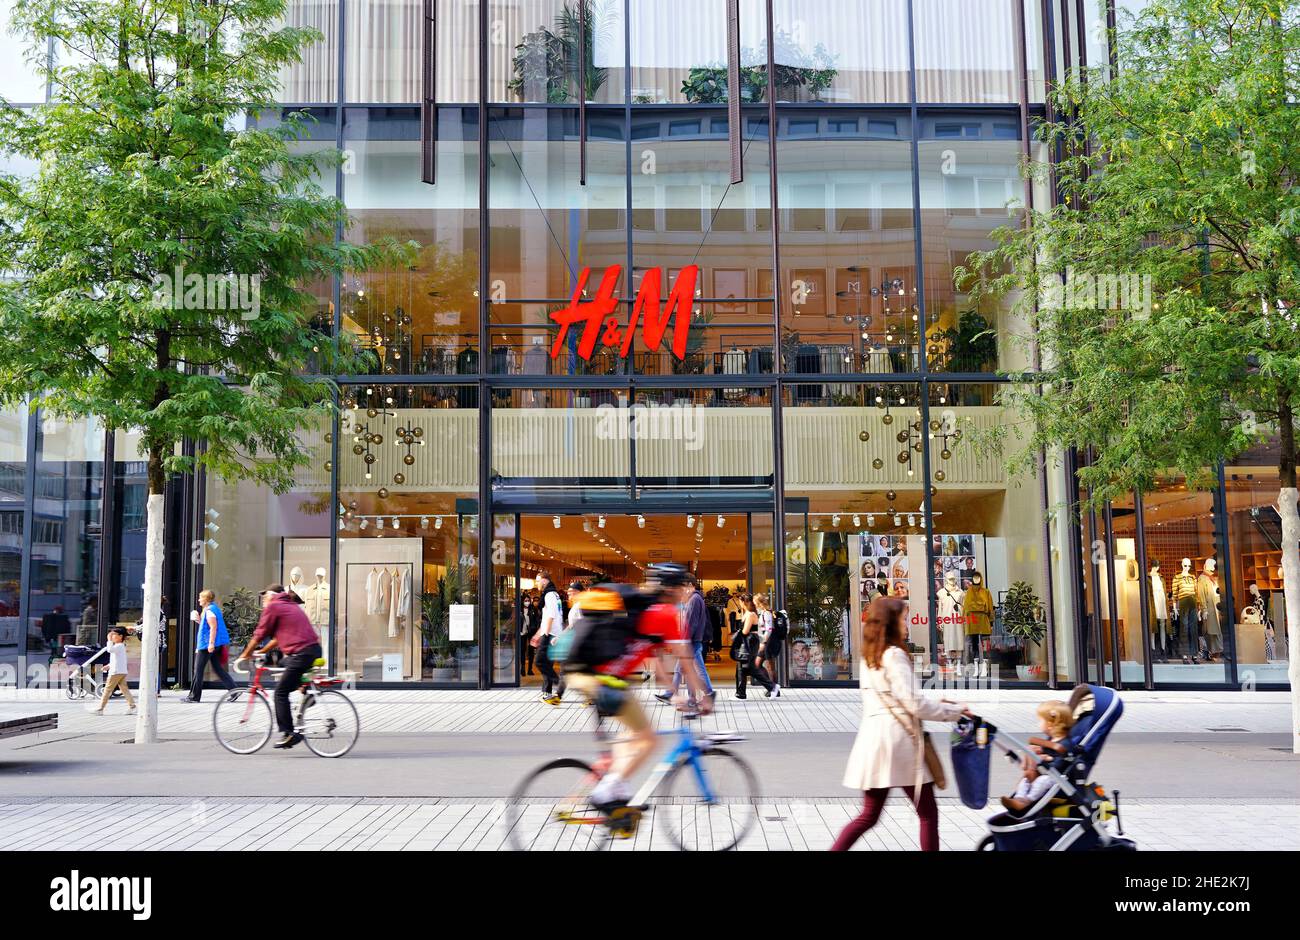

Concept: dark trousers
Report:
left=274, top=644, right=322, bottom=734
left=1176, top=598, right=1199, bottom=658
left=535, top=635, right=558, bottom=695
left=735, top=660, right=774, bottom=697
left=520, top=631, right=537, bottom=674
left=831, top=783, right=939, bottom=852
left=188, top=645, right=236, bottom=701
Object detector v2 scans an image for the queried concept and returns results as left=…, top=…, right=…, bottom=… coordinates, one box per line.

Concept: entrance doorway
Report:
left=494, top=512, right=774, bottom=688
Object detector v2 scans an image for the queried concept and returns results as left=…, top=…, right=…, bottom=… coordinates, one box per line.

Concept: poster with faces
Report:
left=931, top=534, right=986, bottom=595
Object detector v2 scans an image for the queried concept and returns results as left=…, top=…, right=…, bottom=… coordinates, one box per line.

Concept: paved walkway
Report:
left=2, top=795, right=1295, bottom=852
left=0, top=687, right=1292, bottom=736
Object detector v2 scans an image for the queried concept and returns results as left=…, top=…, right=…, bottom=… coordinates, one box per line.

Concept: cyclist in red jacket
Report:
left=236, top=585, right=322, bottom=750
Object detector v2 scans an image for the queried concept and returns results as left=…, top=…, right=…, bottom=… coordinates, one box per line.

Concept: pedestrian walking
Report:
left=753, top=593, right=783, bottom=692
left=94, top=627, right=136, bottom=715
left=183, top=589, right=238, bottom=703
left=831, top=596, right=969, bottom=851
left=733, top=594, right=776, bottom=699
left=655, top=575, right=715, bottom=708
left=519, top=592, right=540, bottom=676
left=532, top=572, right=564, bottom=704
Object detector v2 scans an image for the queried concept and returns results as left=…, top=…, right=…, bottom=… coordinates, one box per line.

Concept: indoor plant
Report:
left=1001, top=580, right=1046, bottom=680
left=421, top=567, right=465, bottom=681
left=786, top=556, right=850, bottom=680
left=508, top=0, right=608, bottom=103
left=938, top=311, right=998, bottom=401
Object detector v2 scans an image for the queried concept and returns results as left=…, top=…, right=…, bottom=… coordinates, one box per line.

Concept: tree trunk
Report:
left=1277, top=397, right=1300, bottom=754
left=133, top=447, right=166, bottom=745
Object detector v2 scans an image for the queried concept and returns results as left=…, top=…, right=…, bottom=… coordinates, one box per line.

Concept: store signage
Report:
left=550, top=264, right=699, bottom=361
left=449, top=603, right=475, bottom=641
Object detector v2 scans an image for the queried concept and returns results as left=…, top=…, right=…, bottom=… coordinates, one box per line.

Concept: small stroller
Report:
left=953, top=684, right=1137, bottom=852
left=63, top=644, right=108, bottom=700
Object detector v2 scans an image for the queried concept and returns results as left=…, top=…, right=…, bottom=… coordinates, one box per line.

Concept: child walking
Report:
left=95, top=627, right=137, bottom=715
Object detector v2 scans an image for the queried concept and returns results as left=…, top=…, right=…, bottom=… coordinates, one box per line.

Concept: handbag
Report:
left=877, top=665, right=948, bottom=794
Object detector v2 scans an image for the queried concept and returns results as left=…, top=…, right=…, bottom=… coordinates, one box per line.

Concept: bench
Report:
left=0, top=713, right=58, bottom=740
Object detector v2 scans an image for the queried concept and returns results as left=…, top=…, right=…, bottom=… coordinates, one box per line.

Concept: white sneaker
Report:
left=589, top=773, right=631, bottom=808
left=772, top=683, right=781, bottom=698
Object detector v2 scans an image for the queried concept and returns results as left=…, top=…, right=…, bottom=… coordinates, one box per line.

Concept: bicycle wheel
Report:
left=504, top=759, right=614, bottom=852
left=299, top=689, right=360, bottom=758
left=658, top=747, right=759, bottom=852
left=213, top=689, right=273, bottom=754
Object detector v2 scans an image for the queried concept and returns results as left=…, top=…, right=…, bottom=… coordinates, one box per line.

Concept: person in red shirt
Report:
left=236, top=584, right=322, bottom=750
left=567, top=563, right=710, bottom=809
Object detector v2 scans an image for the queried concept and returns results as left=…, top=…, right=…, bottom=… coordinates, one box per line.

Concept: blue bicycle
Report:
left=504, top=715, right=759, bottom=851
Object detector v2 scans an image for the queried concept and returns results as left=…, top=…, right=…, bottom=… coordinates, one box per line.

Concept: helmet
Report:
left=646, top=562, right=691, bottom=588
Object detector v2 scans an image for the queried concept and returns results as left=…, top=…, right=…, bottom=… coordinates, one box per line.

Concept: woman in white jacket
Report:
left=831, top=596, right=968, bottom=851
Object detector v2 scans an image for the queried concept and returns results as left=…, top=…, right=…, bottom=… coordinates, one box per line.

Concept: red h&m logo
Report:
left=549, top=264, right=699, bottom=361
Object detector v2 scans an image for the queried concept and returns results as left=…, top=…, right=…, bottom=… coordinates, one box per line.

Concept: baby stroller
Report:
left=63, top=644, right=108, bottom=700
left=954, top=684, right=1136, bottom=852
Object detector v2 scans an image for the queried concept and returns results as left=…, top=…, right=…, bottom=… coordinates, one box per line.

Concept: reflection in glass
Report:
left=913, top=0, right=1019, bottom=103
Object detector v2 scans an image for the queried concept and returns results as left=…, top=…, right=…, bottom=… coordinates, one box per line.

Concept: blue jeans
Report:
left=669, top=642, right=713, bottom=699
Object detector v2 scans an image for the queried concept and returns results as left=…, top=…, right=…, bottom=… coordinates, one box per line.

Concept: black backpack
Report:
left=559, top=583, right=652, bottom=673
left=770, top=609, right=789, bottom=644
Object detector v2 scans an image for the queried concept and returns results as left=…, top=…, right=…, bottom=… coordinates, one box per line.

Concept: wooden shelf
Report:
left=1239, top=550, right=1284, bottom=592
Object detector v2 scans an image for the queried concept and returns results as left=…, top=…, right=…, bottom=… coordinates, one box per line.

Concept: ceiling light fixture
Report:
left=435, top=517, right=443, bottom=529
left=553, top=515, right=561, bottom=529
left=852, top=514, right=861, bottom=527
left=893, top=515, right=902, bottom=527
left=637, top=515, right=645, bottom=528
left=717, top=515, right=725, bottom=527
left=686, top=515, right=694, bottom=528
left=832, top=514, right=840, bottom=527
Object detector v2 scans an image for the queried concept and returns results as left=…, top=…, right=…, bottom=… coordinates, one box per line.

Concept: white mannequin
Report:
left=1199, top=558, right=1221, bottom=655
left=1181, top=557, right=1192, bottom=575
left=936, top=571, right=964, bottom=662
left=1149, top=560, right=1167, bottom=650
left=287, top=565, right=305, bottom=599
left=302, top=566, right=330, bottom=631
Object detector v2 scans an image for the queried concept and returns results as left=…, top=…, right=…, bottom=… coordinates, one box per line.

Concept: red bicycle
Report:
left=213, top=653, right=359, bottom=757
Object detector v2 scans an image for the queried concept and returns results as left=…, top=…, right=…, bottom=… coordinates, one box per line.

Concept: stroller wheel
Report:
left=975, top=835, right=998, bottom=852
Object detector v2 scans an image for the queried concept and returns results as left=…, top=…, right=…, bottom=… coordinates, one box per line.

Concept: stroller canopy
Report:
left=1064, top=684, right=1123, bottom=777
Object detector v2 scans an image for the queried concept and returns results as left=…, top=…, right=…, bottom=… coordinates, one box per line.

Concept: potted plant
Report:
left=939, top=311, right=998, bottom=402
left=786, top=557, right=850, bottom=680
left=222, top=588, right=263, bottom=649
left=1001, top=580, right=1046, bottom=680
left=421, top=568, right=465, bottom=682
left=508, top=0, right=608, bottom=103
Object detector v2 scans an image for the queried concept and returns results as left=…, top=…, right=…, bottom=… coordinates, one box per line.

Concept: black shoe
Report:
left=654, top=692, right=673, bottom=705
left=735, top=694, right=747, bottom=700
left=273, top=733, right=304, bottom=749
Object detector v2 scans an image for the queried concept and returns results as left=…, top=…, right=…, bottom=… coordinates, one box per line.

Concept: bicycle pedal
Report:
left=606, top=805, right=642, bottom=839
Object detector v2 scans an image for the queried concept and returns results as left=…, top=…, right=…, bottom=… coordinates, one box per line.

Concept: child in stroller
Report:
left=958, top=684, right=1137, bottom=852
left=1000, top=699, right=1074, bottom=815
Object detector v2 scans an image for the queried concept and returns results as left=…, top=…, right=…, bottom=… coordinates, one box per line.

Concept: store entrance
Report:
left=498, top=512, right=772, bottom=688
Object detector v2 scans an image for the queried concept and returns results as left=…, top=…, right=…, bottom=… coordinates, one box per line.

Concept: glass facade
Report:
left=0, top=0, right=1283, bottom=693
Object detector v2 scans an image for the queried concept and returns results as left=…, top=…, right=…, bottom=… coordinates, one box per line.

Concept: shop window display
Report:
left=338, top=384, right=480, bottom=684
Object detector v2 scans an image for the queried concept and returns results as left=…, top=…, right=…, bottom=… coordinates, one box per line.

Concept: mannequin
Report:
left=286, top=565, right=307, bottom=603
left=936, top=571, right=965, bottom=665
left=1148, top=560, right=1168, bottom=655
left=1170, top=558, right=1199, bottom=662
left=1196, top=558, right=1222, bottom=658
left=301, top=567, right=331, bottom=634
left=960, top=571, right=993, bottom=668
left=1245, top=583, right=1276, bottom=660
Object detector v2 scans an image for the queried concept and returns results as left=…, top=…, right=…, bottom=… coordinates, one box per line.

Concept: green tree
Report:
left=0, top=0, right=398, bottom=742
left=963, top=0, right=1300, bottom=749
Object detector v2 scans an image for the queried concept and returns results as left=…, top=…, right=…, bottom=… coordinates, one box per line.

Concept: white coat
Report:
left=842, top=646, right=964, bottom=790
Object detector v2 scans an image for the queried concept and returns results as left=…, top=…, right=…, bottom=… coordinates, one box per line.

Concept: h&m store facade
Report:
left=0, top=0, right=1289, bottom=692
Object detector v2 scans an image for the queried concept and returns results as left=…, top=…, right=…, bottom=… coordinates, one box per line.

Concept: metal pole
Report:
left=1133, top=489, right=1155, bottom=689
left=765, top=0, right=787, bottom=618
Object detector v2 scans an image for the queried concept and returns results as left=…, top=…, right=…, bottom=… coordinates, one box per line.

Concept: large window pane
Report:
left=777, top=110, right=916, bottom=373
left=347, top=0, right=481, bottom=104
left=918, top=112, right=1027, bottom=374
left=343, top=106, right=480, bottom=373
left=0, top=0, right=47, bottom=103
left=772, top=0, right=909, bottom=103
left=914, top=0, right=1020, bottom=103
left=339, top=384, right=480, bottom=683
left=629, top=0, right=762, bottom=105
left=278, top=0, right=340, bottom=103
left=490, top=0, right=625, bottom=103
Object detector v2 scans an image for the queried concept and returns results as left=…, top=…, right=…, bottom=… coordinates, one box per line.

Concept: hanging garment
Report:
left=387, top=567, right=403, bottom=638
left=395, top=567, right=411, bottom=634
left=1196, top=572, right=1221, bottom=639
left=366, top=567, right=391, bottom=617
left=1150, top=571, right=1167, bottom=620
left=722, top=347, right=746, bottom=401
left=961, top=585, right=994, bottom=636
